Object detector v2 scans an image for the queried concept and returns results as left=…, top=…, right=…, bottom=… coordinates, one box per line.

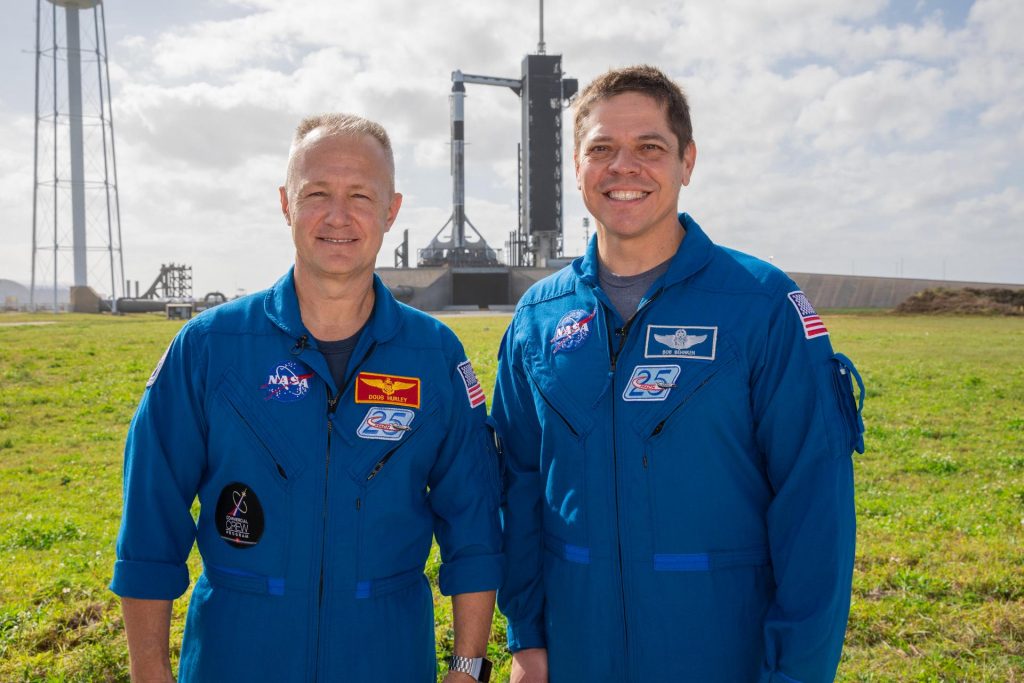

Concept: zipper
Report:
left=647, top=360, right=734, bottom=439
left=307, top=335, right=375, bottom=680
left=531, top=382, right=580, bottom=437
left=608, top=355, right=631, bottom=675
left=604, top=292, right=661, bottom=678
left=223, top=398, right=289, bottom=480
left=609, top=291, right=660, bottom=371
left=313, top=390, right=340, bottom=680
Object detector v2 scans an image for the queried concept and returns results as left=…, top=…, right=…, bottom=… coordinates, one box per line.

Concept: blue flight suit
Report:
left=111, top=269, right=502, bottom=681
left=492, top=214, right=865, bottom=682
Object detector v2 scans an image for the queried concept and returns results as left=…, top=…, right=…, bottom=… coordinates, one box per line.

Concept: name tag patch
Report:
left=357, top=406, right=416, bottom=441
left=644, top=326, right=717, bottom=361
left=355, top=372, right=421, bottom=408
left=622, top=365, right=681, bottom=401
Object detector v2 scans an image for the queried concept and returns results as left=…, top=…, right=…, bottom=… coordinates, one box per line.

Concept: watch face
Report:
left=478, top=659, right=493, bottom=682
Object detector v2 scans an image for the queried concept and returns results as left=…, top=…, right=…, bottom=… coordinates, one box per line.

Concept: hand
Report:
left=510, top=648, right=548, bottom=683
left=443, top=671, right=478, bottom=683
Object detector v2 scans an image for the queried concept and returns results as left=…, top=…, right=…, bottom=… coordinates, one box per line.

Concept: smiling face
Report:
left=575, top=92, right=696, bottom=258
left=280, top=129, right=402, bottom=286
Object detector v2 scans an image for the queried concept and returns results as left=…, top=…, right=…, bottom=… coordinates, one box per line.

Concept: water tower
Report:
left=31, top=0, right=125, bottom=312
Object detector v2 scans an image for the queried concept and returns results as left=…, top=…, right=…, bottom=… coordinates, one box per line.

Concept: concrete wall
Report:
left=789, top=272, right=1024, bottom=309
left=377, top=267, right=451, bottom=311
left=379, top=267, right=1024, bottom=312
left=510, top=268, right=554, bottom=301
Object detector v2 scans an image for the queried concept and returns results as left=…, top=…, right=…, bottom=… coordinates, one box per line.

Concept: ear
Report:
left=279, top=186, right=291, bottom=225
left=574, top=150, right=582, bottom=190
left=383, top=192, right=403, bottom=233
left=680, top=141, right=697, bottom=187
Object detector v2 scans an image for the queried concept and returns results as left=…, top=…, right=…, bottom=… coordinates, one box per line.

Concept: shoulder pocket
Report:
left=831, top=352, right=865, bottom=455
left=484, top=415, right=504, bottom=503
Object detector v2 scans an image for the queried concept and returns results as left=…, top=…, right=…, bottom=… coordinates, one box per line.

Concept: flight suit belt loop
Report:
left=653, top=547, right=770, bottom=572
left=544, top=533, right=592, bottom=564
left=543, top=535, right=769, bottom=572
left=354, top=566, right=424, bottom=599
left=204, top=563, right=287, bottom=596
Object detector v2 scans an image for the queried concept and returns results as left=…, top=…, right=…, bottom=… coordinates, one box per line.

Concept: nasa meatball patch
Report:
left=261, top=360, right=314, bottom=402
left=550, top=308, right=597, bottom=354
left=215, top=483, right=265, bottom=548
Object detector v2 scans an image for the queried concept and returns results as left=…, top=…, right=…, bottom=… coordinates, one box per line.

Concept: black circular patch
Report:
left=215, top=482, right=265, bottom=549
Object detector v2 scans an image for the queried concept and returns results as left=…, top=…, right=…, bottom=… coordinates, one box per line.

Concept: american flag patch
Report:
left=788, top=291, right=829, bottom=339
left=457, top=360, right=486, bottom=409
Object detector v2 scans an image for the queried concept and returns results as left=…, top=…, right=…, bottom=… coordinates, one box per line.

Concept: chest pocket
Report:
left=334, top=393, right=443, bottom=487
left=521, top=328, right=607, bottom=439
left=214, top=367, right=308, bottom=484
left=521, top=344, right=605, bottom=540
left=199, top=368, right=310, bottom=588
left=629, top=339, right=741, bottom=440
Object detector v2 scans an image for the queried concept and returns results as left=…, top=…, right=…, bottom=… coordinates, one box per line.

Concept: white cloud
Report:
left=1, top=0, right=1021, bottom=293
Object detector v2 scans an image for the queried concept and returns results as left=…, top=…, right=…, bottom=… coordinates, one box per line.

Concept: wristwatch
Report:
left=447, top=655, right=492, bottom=682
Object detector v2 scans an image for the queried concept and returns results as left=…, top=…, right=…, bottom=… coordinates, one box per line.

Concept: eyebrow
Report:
left=586, top=132, right=674, bottom=147
left=298, top=179, right=375, bottom=193
left=636, top=132, right=673, bottom=147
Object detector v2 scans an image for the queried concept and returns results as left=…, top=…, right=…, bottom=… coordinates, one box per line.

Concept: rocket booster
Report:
left=450, top=71, right=467, bottom=248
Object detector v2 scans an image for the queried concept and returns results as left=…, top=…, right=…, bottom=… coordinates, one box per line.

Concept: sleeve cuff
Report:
left=506, top=619, right=546, bottom=652
left=438, top=551, right=504, bottom=596
left=109, top=559, right=190, bottom=600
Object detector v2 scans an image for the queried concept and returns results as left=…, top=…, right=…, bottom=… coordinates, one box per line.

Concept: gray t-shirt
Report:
left=316, top=330, right=361, bottom=392
left=598, top=258, right=672, bottom=322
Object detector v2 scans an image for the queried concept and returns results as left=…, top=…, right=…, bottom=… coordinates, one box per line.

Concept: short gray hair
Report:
left=286, top=113, right=396, bottom=192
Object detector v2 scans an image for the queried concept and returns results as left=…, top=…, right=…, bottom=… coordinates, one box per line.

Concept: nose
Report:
left=324, top=196, right=354, bottom=227
left=607, top=147, right=641, bottom=175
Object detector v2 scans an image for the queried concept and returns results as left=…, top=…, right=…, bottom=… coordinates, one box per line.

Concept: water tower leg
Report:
left=66, top=6, right=88, bottom=287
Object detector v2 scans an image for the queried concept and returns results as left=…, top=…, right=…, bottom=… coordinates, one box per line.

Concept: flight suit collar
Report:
left=263, top=267, right=404, bottom=346
left=574, top=213, right=715, bottom=290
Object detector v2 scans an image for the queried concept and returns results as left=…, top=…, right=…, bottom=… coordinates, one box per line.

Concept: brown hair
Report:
left=573, top=65, right=692, bottom=158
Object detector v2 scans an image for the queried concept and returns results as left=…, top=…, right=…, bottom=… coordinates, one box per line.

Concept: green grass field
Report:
left=1, top=311, right=1021, bottom=681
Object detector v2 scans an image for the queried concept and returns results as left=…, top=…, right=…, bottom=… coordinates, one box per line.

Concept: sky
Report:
left=1, top=0, right=1022, bottom=297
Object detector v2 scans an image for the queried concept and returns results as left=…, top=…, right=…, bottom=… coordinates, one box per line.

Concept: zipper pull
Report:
left=611, top=325, right=629, bottom=370
left=366, top=451, right=396, bottom=481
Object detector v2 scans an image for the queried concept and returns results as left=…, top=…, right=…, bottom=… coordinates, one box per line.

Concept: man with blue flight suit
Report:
left=111, top=113, right=500, bottom=682
left=492, top=65, right=865, bottom=682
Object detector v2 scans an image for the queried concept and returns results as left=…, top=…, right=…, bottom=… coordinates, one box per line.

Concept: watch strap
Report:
left=447, top=655, right=492, bottom=682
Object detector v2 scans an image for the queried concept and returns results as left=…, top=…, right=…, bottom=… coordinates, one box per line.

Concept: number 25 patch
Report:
left=357, top=407, right=415, bottom=441
left=622, top=365, right=681, bottom=401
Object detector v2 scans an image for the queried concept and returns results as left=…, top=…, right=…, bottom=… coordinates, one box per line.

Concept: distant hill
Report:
left=0, top=279, right=70, bottom=309
left=895, top=288, right=1024, bottom=316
